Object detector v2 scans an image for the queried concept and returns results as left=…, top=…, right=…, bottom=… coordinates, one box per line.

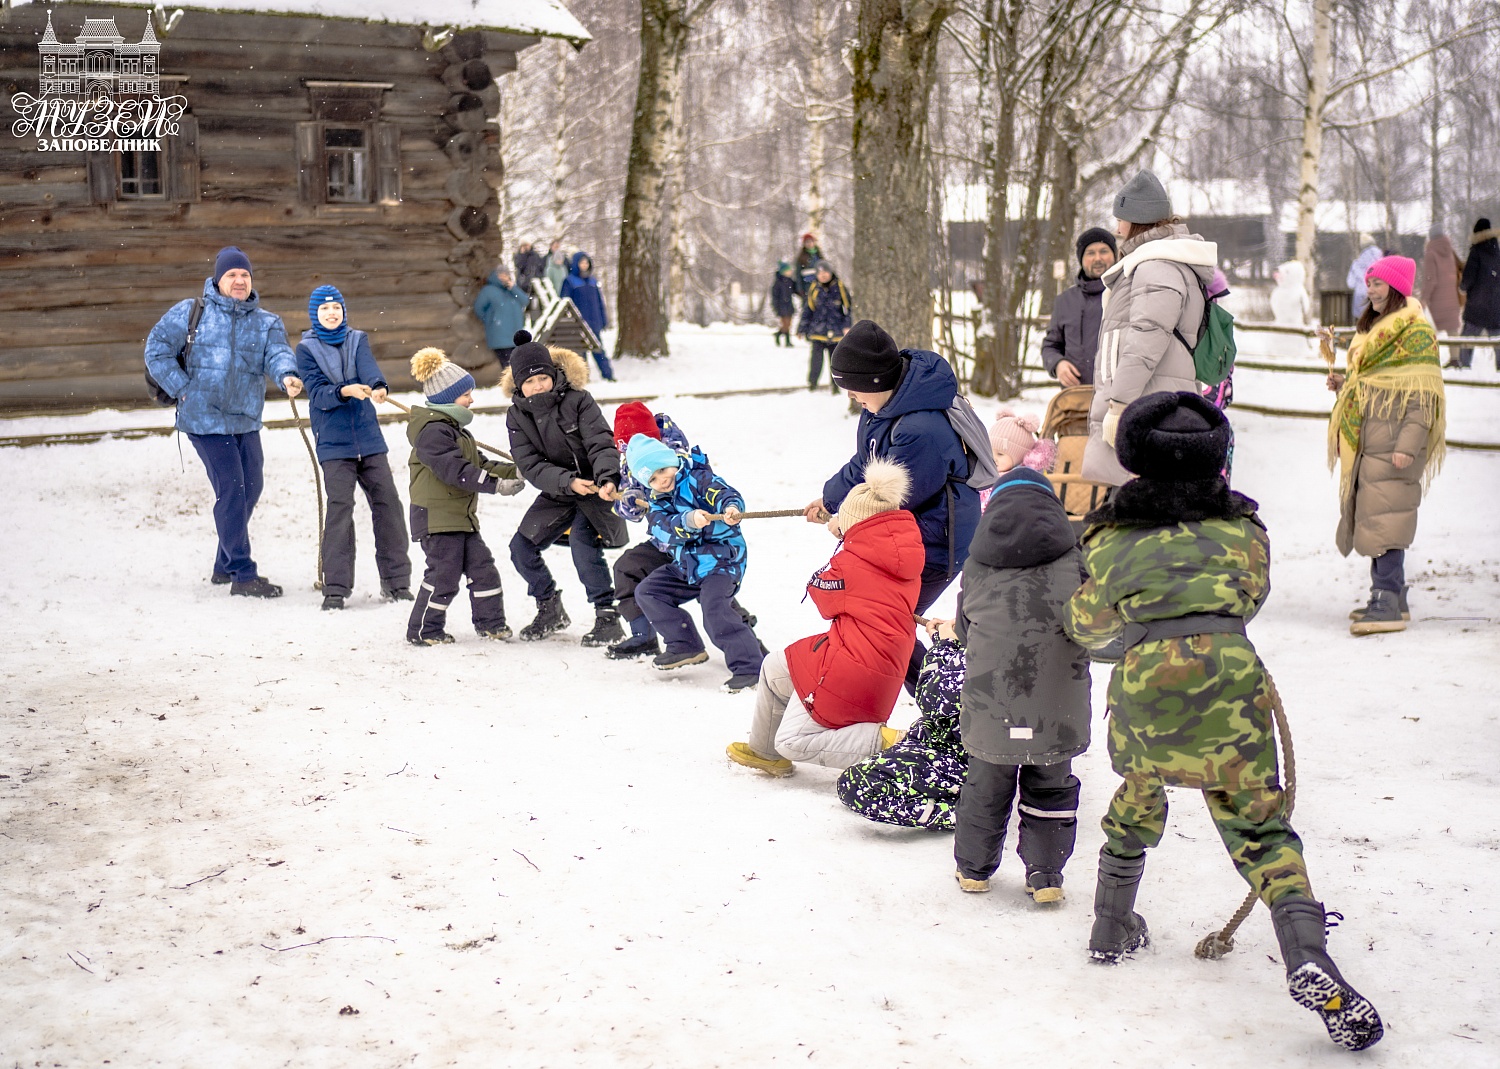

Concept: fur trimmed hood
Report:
left=1084, top=476, right=1261, bottom=529
left=1104, top=223, right=1218, bottom=289
left=1470, top=227, right=1499, bottom=246
left=499, top=345, right=591, bottom=396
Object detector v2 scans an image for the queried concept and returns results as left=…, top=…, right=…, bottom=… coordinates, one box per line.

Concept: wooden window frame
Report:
left=297, top=81, right=400, bottom=211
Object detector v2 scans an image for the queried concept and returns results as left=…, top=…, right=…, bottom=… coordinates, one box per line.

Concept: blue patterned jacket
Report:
left=644, top=446, right=747, bottom=585
left=613, top=411, right=691, bottom=523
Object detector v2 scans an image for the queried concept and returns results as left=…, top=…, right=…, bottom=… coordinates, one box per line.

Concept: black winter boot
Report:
left=1271, top=897, right=1383, bottom=1051
left=519, top=594, right=570, bottom=641
left=231, top=576, right=283, bottom=599
left=1349, top=589, right=1405, bottom=636
left=1088, top=851, right=1150, bottom=964
left=581, top=606, right=625, bottom=647
left=606, top=633, right=661, bottom=660
left=321, top=594, right=345, bottom=611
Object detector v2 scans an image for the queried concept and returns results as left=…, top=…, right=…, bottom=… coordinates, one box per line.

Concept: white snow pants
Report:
left=746, top=649, right=886, bottom=770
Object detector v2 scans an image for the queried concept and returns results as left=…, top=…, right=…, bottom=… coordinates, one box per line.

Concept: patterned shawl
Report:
left=1327, top=296, right=1446, bottom=500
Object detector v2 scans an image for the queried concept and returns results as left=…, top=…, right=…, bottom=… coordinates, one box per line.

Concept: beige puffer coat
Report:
left=1082, top=224, right=1219, bottom=486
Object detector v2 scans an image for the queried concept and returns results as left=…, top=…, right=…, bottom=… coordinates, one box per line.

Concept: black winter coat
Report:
left=1040, top=273, right=1105, bottom=383
left=1461, top=228, right=1500, bottom=329
left=770, top=273, right=798, bottom=318
left=504, top=349, right=620, bottom=497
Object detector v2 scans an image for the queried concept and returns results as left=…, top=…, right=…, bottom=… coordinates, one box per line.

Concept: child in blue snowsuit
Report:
left=624, top=433, right=764, bottom=691
left=559, top=251, right=614, bottom=381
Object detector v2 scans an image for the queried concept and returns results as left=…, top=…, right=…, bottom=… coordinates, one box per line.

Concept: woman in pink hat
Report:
left=1325, top=255, right=1446, bottom=635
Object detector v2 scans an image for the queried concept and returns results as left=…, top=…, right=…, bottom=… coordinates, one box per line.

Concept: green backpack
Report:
left=1173, top=280, right=1236, bottom=386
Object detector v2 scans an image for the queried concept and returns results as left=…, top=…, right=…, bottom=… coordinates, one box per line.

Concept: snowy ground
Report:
left=2, top=325, right=1498, bottom=1067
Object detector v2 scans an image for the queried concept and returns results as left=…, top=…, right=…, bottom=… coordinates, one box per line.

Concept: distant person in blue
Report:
left=295, top=284, right=412, bottom=611
left=472, top=263, right=529, bottom=370
left=803, top=319, right=981, bottom=692
left=144, top=246, right=302, bottom=599
left=559, top=251, right=615, bottom=381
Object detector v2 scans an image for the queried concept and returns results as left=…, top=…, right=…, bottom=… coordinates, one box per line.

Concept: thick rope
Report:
left=1195, top=672, right=1297, bottom=959
left=288, top=396, right=325, bottom=591
left=381, top=397, right=513, bottom=461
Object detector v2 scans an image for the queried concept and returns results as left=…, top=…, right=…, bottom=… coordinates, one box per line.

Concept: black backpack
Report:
left=145, top=297, right=205, bottom=406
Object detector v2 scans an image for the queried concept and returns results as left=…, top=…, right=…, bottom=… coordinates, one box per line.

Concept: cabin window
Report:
left=118, top=150, right=164, bottom=199
left=323, top=126, right=369, bottom=203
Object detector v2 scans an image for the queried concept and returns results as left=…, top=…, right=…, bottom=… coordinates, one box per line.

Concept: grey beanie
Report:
left=1113, top=170, right=1172, bottom=225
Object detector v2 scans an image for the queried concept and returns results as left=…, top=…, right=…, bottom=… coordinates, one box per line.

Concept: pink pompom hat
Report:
left=1365, top=254, right=1416, bottom=298
left=989, top=410, right=1057, bottom=473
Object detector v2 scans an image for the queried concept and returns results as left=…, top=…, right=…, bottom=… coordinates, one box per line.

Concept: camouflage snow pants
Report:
left=1100, top=773, right=1312, bottom=906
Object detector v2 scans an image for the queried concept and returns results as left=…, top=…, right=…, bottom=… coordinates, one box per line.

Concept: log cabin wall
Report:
left=0, top=4, right=522, bottom=412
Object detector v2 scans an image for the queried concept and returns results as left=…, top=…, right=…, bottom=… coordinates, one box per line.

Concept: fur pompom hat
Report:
left=830, top=457, right=910, bottom=538
left=989, top=410, right=1057, bottom=473
left=1116, top=391, right=1231, bottom=480
left=411, top=347, right=475, bottom=405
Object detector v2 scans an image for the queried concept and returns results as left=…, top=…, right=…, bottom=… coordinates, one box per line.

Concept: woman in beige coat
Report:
left=1083, top=170, right=1219, bottom=486
left=1327, top=255, right=1446, bottom=636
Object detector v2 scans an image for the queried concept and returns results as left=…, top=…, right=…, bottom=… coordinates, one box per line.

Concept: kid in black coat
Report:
left=504, top=336, right=628, bottom=644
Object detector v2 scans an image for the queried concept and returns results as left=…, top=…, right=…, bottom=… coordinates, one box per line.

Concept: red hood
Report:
left=839, top=510, right=924, bottom=582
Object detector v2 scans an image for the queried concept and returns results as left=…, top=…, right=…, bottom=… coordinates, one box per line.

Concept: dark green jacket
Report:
left=407, top=405, right=519, bottom=539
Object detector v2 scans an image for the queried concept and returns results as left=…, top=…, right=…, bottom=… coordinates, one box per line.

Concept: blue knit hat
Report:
left=625, top=433, right=679, bottom=486
left=213, top=246, right=252, bottom=285
left=308, top=284, right=348, bottom=345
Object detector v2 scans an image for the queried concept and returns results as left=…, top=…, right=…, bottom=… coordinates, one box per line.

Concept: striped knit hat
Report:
left=411, top=348, right=476, bottom=405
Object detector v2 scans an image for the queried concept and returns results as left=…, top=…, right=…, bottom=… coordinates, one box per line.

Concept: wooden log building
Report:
left=0, top=0, right=589, bottom=412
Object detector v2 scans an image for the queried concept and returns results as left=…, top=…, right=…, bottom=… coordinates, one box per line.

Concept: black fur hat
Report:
left=1116, top=391, right=1231, bottom=481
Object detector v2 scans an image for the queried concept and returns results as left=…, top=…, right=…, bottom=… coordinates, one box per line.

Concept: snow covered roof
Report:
left=34, top=0, right=591, bottom=47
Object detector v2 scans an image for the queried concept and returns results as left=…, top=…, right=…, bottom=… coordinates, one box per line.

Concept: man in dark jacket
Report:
left=1456, top=218, right=1500, bottom=369
left=513, top=242, right=546, bottom=296
left=804, top=320, right=982, bottom=691
left=295, top=284, right=411, bottom=609
left=1041, top=227, right=1117, bottom=386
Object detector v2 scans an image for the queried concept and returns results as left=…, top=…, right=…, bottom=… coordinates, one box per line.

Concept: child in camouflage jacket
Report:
left=1065, top=391, right=1382, bottom=1053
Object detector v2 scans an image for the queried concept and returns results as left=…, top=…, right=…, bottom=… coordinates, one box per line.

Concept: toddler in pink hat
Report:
left=983, top=411, right=1057, bottom=510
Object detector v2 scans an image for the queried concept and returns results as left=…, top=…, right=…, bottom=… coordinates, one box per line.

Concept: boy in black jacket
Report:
left=504, top=335, right=628, bottom=643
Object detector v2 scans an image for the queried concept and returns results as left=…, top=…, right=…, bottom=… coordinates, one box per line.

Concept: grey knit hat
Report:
left=1112, top=170, right=1172, bottom=225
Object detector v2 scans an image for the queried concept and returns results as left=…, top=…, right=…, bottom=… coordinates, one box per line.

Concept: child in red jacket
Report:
left=727, top=458, right=924, bottom=774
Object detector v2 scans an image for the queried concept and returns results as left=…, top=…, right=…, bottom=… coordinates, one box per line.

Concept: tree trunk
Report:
left=805, top=0, right=831, bottom=236
left=616, top=0, right=699, bottom=360
left=849, top=0, right=955, bottom=352
left=550, top=37, right=569, bottom=239
left=970, top=1, right=1018, bottom=397
left=666, top=87, right=689, bottom=324
left=1428, top=56, right=1443, bottom=231
left=1294, top=0, right=1333, bottom=301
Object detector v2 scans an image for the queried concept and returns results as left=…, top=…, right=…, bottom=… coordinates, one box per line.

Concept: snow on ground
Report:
left=2, top=324, right=1498, bottom=1067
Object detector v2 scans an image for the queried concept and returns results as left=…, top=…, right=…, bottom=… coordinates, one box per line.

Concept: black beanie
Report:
left=1116, top=392, right=1232, bottom=481
left=1076, top=227, right=1117, bottom=266
left=831, top=320, right=904, bottom=393
left=1476, top=217, right=1492, bottom=233
left=509, top=330, right=556, bottom=387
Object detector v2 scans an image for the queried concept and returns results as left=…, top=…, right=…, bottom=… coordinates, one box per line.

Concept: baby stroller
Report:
left=1040, top=385, right=1110, bottom=534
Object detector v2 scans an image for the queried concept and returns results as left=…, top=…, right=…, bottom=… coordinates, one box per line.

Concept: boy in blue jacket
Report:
left=625, top=433, right=764, bottom=692
left=295, top=285, right=411, bottom=610
left=558, top=252, right=614, bottom=381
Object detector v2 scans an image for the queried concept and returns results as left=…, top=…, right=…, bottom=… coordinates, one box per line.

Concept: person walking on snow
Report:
left=1326, top=255, right=1445, bottom=635
left=294, top=285, right=412, bottom=610
left=1456, top=217, right=1500, bottom=369
left=805, top=319, right=981, bottom=694
left=797, top=260, right=851, bottom=391
left=728, top=458, right=923, bottom=774
left=770, top=261, right=798, bottom=347
left=794, top=231, right=821, bottom=296
left=1041, top=227, right=1117, bottom=386
left=559, top=252, right=615, bottom=381
left=473, top=265, right=530, bottom=370
left=143, top=246, right=303, bottom=599
left=1419, top=226, right=1463, bottom=337
left=504, top=336, right=627, bottom=645
left=1066, top=391, right=1383, bottom=1053
left=1082, top=170, right=1219, bottom=488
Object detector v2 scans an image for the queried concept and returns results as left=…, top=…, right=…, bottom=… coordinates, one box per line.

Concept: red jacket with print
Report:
left=785, top=509, right=925, bottom=729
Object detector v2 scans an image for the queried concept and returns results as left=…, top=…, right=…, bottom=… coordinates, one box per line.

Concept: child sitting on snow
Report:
left=835, top=638, right=967, bottom=828
left=929, top=441, right=1091, bottom=904
left=726, top=458, right=923, bottom=774
left=605, top=403, right=762, bottom=661
left=405, top=348, right=524, bottom=645
left=503, top=334, right=628, bottom=645
left=623, top=432, right=763, bottom=691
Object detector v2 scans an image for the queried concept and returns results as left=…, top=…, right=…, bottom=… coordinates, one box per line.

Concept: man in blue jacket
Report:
left=144, top=246, right=302, bottom=598
left=559, top=251, right=615, bottom=381
left=295, top=284, right=412, bottom=610
left=472, top=265, right=529, bottom=370
left=804, top=319, right=981, bottom=691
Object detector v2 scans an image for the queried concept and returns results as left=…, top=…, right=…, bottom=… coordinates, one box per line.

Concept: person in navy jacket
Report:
left=804, top=319, right=981, bottom=692
left=559, top=251, right=615, bottom=381
left=295, top=285, right=411, bottom=609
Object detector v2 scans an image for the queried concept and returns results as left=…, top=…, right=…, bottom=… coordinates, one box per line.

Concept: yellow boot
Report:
left=726, top=742, right=793, bottom=777
left=879, top=725, right=905, bottom=749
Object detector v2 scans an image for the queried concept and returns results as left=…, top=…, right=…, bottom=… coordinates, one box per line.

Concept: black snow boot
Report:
left=321, top=594, right=345, bottom=611
left=231, top=576, right=283, bottom=599
left=581, top=605, right=625, bottom=648
left=519, top=594, right=570, bottom=641
left=606, top=633, right=661, bottom=660
left=211, top=570, right=232, bottom=585
left=1088, top=851, right=1150, bottom=964
left=382, top=585, right=414, bottom=602
left=1271, top=897, right=1384, bottom=1051
left=1349, top=588, right=1405, bottom=636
